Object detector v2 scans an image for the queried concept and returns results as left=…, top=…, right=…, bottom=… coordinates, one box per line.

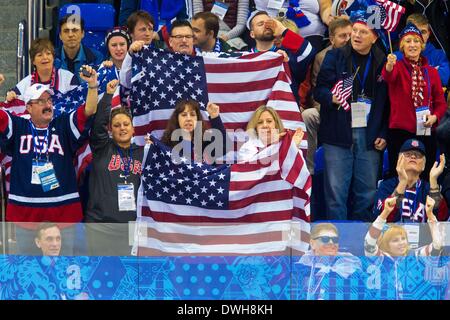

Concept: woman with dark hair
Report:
left=5, top=38, right=78, bottom=114
left=84, top=79, right=144, bottom=256
left=104, top=26, right=132, bottom=71
left=160, top=99, right=228, bottom=164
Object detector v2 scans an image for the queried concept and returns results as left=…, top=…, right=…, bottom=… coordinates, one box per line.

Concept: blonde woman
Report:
left=365, top=196, right=443, bottom=257
left=383, top=23, right=447, bottom=179
left=237, top=105, right=304, bottom=162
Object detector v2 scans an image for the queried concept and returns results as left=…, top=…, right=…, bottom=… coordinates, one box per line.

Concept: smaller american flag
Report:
left=331, top=72, right=353, bottom=111
left=376, top=0, right=406, bottom=32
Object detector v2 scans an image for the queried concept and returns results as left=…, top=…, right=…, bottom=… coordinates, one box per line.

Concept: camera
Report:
left=278, top=8, right=287, bottom=19
left=80, top=66, right=92, bottom=78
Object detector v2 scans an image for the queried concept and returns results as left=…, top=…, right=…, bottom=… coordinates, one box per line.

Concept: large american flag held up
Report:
left=376, top=0, right=406, bottom=32
left=129, top=47, right=307, bottom=152
left=133, top=132, right=311, bottom=256
left=331, top=72, right=353, bottom=111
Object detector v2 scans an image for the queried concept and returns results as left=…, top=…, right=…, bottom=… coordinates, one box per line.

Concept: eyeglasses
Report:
left=313, top=236, right=339, bottom=244
left=30, top=98, right=53, bottom=106
left=403, top=151, right=424, bottom=159
left=171, top=34, right=194, bottom=40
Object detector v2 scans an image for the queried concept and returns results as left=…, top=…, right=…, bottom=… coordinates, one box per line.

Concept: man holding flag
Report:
left=314, top=10, right=389, bottom=221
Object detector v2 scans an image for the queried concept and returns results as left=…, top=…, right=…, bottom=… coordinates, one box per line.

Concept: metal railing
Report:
left=16, top=20, right=27, bottom=82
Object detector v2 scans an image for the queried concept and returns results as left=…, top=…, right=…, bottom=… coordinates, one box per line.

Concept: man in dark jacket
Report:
left=54, top=14, right=104, bottom=82
left=314, top=11, right=389, bottom=221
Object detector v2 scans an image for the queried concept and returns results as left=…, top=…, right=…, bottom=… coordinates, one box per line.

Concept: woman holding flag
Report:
left=5, top=38, right=78, bottom=114
left=237, top=105, right=305, bottom=162
left=383, top=23, right=447, bottom=180
left=84, top=79, right=144, bottom=256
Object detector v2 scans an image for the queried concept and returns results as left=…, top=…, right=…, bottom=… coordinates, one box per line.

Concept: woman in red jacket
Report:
left=383, top=23, right=447, bottom=180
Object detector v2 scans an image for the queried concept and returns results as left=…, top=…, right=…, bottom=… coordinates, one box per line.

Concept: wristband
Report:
left=88, top=85, right=99, bottom=89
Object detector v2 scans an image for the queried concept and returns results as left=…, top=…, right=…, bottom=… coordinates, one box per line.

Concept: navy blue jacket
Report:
left=315, top=43, right=389, bottom=149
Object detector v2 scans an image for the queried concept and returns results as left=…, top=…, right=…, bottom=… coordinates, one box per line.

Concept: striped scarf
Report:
left=409, top=58, right=425, bottom=109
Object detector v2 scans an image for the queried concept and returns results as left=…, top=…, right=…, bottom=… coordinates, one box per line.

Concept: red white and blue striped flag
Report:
left=129, top=48, right=307, bottom=152
left=331, top=72, right=353, bottom=111
left=376, top=0, right=406, bottom=32
left=133, top=131, right=311, bottom=256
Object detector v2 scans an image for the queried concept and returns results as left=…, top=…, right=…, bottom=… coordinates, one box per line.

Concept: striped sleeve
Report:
left=364, top=216, right=385, bottom=256
left=224, top=0, right=249, bottom=40
left=0, top=109, right=14, bottom=140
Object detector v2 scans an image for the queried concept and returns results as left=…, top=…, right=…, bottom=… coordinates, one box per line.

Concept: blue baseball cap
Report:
left=399, top=139, right=426, bottom=155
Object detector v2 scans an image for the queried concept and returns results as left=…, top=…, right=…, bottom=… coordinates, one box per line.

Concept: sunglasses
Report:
left=313, top=236, right=339, bottom=244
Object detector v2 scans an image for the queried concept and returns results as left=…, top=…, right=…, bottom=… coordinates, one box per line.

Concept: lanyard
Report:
left=117, top=147, right=133, bottom=181
left=29, top=121, right=49, bottom=161
left=352, top=53, right=372, bottom=97
left=402, top=180, right=421, bottom=222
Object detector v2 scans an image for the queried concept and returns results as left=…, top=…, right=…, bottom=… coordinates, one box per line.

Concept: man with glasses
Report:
left=55, top=14, right=104, bottom=82
left=373, top=139, right=445, bottom=222
left=168, top=20, right=196, bottom=55
left=0, top=66, right=99, bottom=255
left=297, top=223, right=364, bottom=300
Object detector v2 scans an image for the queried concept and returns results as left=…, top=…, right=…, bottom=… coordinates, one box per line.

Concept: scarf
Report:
left=31, top=67, right=57, bottom=91
left=409, top=58, right=426, bottom=109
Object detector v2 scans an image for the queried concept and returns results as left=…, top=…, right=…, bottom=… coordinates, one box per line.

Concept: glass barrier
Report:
left=1, top=221, right=449, bottom=300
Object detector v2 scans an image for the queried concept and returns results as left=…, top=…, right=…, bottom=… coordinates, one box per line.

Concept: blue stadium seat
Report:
left=57, top=3, right=116, bottom=55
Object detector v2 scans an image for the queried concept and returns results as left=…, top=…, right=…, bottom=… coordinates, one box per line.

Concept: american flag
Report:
left=133, top=132, right=311, bottom=256
left=129, top=48, right=308, bottom=152
left=0, top=66, right=121, bottom=189
left=331, top=72, right=353, bottom=111
left=376, top=0, right=405, bottom=32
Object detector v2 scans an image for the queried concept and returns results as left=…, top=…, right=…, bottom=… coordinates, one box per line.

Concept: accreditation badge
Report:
left=118, top=183, right=136, bottom=211
left=37, top=162, right=60, bottom=192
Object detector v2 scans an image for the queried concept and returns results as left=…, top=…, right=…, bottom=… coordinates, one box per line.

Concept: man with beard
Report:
left=247, top=10, right=316, bottom=105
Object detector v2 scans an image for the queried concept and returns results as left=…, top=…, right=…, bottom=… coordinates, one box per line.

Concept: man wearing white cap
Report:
left=0, top=65, right=98, bottom=255
left=247, top=10, right=315, bottom=104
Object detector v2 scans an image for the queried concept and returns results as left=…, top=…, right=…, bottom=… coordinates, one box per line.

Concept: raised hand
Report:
left=206, top=102, right=220, bottom=119
left=386, top=54, right=397, bottom=72
left=430, top=154, right=445, bottom=184
left=0, top=73, right=4, bottom=86
left=425, top=195, right=437, bottom=221
left=396, top=154, right=408, bottom=184
left=106, top=79, right=119, bottom=95
left=381, top=196, right=397, bottom=220
left=265, top=18, right=287, bottom=37
left=293, top=128, right=304, bottom=147
left=79, top=65, right=98, bottom=87
left=6, top=90, right=17, bottom=102
left=129, top=40, right=145, bottom=53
